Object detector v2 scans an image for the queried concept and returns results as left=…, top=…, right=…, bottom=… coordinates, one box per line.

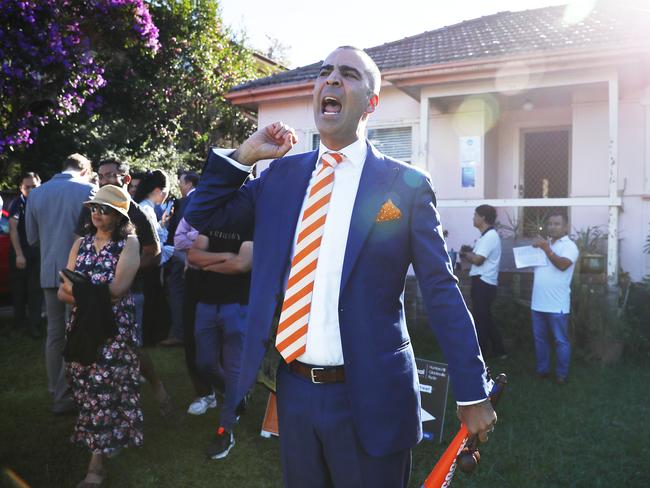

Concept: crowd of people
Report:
left=6, top=152, right=251, bottom=486
left=4, top=45, right=582, bottom=488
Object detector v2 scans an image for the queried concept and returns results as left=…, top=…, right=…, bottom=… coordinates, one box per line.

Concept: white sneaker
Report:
left=187, top=393, right=217, bottom=415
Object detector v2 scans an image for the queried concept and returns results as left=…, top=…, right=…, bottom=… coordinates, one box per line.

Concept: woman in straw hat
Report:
left=58, top=185, right=142, bottom=487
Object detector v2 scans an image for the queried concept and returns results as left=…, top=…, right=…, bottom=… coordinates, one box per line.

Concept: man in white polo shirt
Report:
left=462, top=204, right=506, bottom=359
left=531, top=211, right=579, bottom=385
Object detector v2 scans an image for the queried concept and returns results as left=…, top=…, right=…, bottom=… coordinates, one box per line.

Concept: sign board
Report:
left=416, top=358, right=450, bottom=443
left=459, top=136, right=480, bottom=188
left=260, top=392, right=279, bottom=438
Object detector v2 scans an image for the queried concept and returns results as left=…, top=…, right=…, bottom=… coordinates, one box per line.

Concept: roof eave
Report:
left=225, top=80, right=314, bottom=108
left=226, top=42, right=650, bottom=108
left=384, top=42, right=650, bottom=87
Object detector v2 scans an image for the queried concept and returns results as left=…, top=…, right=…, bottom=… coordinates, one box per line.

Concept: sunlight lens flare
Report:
left=452, top=94, right=500, bottom=135
left=563, top=0, right=598, bottom=25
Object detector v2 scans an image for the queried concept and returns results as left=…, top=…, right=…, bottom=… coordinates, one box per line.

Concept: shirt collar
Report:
left=318, top=138, right=367, bottom=168
left=187, top=188, right=196, bottom=196
left=62, top=169, right=82, bottom=177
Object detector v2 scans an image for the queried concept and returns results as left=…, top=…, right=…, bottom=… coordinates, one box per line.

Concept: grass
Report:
left=1, top=316, right=650, bottom=487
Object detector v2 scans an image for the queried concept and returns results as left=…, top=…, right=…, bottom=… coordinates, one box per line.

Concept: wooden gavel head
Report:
left=457, top=447, right=480, bottom=473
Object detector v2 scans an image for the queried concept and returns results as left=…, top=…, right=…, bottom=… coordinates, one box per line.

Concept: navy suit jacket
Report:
left=185, top=141, right=491, bottom=457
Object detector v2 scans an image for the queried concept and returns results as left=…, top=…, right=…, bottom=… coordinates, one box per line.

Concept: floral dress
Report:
left=66, top=235, right=143, bottom=454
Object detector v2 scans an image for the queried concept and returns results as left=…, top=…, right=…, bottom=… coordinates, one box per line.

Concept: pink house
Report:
left=227, top=5, right=650, bottom=283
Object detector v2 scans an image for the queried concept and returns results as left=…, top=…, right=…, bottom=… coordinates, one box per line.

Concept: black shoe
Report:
left=207, top=427, right=235, bottom=460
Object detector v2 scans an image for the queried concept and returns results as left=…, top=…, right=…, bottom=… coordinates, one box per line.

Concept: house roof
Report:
left=231, top=4, right=650, bottom=93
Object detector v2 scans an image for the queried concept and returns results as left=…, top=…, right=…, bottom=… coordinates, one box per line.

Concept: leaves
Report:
left=3, top=0, right=264, bottom=181
left=0, top=0, right=160, bottom=154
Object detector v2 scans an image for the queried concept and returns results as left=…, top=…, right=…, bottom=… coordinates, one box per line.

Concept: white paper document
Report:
left=513, top=246, right=548, bottom=269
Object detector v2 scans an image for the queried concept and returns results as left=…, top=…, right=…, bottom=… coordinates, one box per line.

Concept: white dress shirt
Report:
left=220, top=140, right=365, bottom=365
left=294, top=139, right=367, bottom=366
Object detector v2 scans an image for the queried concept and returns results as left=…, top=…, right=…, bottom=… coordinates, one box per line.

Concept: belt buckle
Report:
left=310, top=367, right=325, bottom=384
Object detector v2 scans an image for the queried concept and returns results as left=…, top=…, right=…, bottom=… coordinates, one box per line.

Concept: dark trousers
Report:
left=276, top=364, right=411, bottom=488
left=470, top=276, right=505, bottom=357
left=141, top=266, right=170, bottom=346
left=165, top=255, right=185, bottom=340
left=182, top=269, right=212, bottom=398
left=9, top=250, right=43, bottom=329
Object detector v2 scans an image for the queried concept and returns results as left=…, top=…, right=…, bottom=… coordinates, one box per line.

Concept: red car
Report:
left=0, top=208, right=10, bottom=295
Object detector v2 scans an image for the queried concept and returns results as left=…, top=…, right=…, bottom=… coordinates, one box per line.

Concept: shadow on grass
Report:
left=1, top=319, right=649, bottom=487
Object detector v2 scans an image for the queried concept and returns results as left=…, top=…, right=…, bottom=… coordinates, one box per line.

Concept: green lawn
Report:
left=1, top=318, right=649, bottom=487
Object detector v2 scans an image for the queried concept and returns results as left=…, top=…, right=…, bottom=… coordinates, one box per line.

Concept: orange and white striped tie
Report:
left=275, top=151, right=344, bottom=363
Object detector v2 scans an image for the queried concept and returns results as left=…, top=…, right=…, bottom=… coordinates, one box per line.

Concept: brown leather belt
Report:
left=288, top=361, right=346, bottom=384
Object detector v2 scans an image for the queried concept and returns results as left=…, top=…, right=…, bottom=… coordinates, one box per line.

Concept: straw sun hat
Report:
left=84, top=184, right=130, bottom=219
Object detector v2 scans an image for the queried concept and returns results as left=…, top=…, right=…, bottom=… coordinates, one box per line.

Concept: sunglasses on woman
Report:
left=89, top=204, right=112, bottom=215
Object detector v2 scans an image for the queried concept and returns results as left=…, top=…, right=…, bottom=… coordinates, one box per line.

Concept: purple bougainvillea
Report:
left=0, top=0, right=160, bottom=153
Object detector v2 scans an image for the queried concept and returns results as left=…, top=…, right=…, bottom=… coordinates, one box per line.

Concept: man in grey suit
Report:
left=26, top=153, right=96, bottom=414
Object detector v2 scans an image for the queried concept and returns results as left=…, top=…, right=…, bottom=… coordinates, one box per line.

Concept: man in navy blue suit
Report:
left=186, top=46, right=496, bottom=487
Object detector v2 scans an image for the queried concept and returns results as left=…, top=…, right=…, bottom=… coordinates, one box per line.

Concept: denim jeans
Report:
left=194, top=302, right=247, bottom=430
left=531, top=310, right=571, bottom=379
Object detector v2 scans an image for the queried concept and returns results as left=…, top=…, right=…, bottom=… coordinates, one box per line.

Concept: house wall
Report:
left=570, top=88, right=649, bottom=280
left=256, top=86, right=420, bottom=172
left=428, top=83, right=649, bottom=280
left=252, top=77, right=650, bottom=280
left=428, top=98, right=486, bottom=199
left=257, top=97, right=313, bottom=173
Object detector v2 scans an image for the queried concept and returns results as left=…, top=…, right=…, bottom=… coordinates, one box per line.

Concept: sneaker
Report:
left=207, top=427, right=235, bottom=459
left=187, top=393, right=217, bottom=415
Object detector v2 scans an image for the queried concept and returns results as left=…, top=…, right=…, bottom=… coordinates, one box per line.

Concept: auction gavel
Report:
left=457, top=373, right=508, bottom=473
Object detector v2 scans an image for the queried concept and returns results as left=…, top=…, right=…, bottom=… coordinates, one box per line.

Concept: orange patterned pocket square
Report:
left=376, top=199, right=402, bottom=222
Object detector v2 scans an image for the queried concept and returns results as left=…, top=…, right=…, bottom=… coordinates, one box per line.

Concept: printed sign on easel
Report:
left=416, top=358, right=450, bottom=443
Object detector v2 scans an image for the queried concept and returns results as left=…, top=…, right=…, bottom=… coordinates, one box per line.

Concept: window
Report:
left=311, top=126, right=412, bottom=162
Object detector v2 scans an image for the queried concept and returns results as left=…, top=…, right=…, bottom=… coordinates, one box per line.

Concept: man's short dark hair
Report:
left=475, top=204, right=497, bottom=225
left=19, top=172, right=40, bottom=185
left=181, top=171, right=199, bottom=188
left=62, top=153, right=91, bottom=171
left=98, top=157, right=130, bottom=175
left=547, top=209, right=568, bottom=224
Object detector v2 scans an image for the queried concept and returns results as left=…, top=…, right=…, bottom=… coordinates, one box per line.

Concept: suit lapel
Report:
left=340, top=143, right=399, bottom=292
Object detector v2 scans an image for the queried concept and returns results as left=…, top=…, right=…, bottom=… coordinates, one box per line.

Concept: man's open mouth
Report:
left=321, top=96, right=342, bottom=115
